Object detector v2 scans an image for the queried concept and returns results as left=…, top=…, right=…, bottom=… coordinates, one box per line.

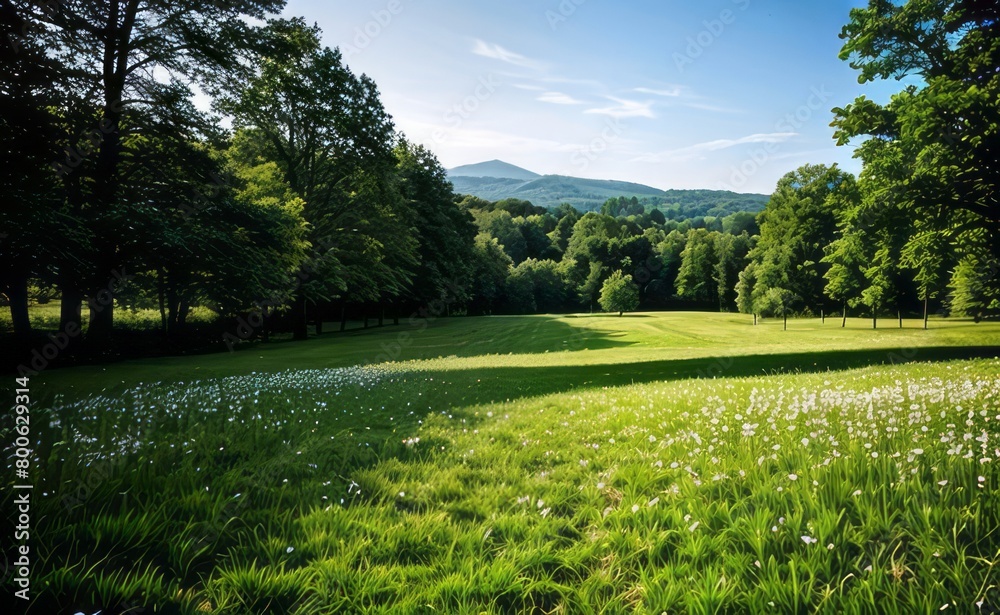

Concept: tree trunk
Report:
left=753, top=313, right=757, bottom=326
left=178, top=297, right=190, bottom=331
left=842, top=301, right=847, bottom=328
left=340, top=304, right=348, bottom=332
left=86, top=267, right=115, bottom=343
left=292, top=293, right=308, bottom=341
left=166, top=286, right=178, bottom=338
left=873, top=307, right=877, bottom=330
left=363, top=306, right=369, bottom=329
left=157, top=269, right=167, bottom=337
left=60, top=285, right=83, bottom=336
left=262, top=307, right=270, bottom=342
left=618, top=311, right=623, bottom=317
left=6, top=275, right=31, bottom=342
left=314, top=303, right=323, bottom=335
left=87, top=280, right=115, bottom=343
left=783, top=310, right=787, bottom=331
left=898, top=308, right=902, bottom=329
left=923, top=296, right=929, bottom=330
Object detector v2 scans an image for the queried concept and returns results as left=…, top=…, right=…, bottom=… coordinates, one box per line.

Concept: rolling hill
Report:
left=447, top=160, right=769, bottom=216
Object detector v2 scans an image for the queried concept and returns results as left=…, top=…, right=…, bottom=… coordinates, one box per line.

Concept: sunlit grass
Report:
left=15, top=343, right=1000, bottom=612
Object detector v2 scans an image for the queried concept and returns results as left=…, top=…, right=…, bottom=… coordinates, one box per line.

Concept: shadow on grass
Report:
left=415, top=345, right=1000, bottom=410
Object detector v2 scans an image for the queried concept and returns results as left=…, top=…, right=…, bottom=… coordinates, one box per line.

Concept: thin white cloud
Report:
left=634, top=132, right=799, bottom=163
left=635, top=86, right=683, bottom=97
left=471, top=40, right=540, bottom=69
left=584, top=97, right=656, bottom=119
left=682, top=101, right=743, bottom=113
left=513, top=83, right=545, bottom=91
left=538, top=91, right=584, bottom=105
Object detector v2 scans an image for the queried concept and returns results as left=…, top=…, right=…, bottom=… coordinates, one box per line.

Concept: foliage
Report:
left=598, top=270, right=639, bottom=316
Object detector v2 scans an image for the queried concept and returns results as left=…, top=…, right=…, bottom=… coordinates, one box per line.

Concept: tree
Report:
left=713, top=232, right=751, bottom=311
left=834, top=0, right=1000, bottom=260
left=822, top=230, right=867, bottom=327
left=748, top=165, right=854, bottom=314
left=475, top=210, right=528, bottom=264
left=218, top=19, right=403, bottom=340
left=395, top=140, right=476, bottom=310
left=948, top=256, right=1000, bottom=323
left=21, top=0, right=286, bottom=342
left=736, top=262, right=758, bottom=324
left=675, top=229, right=718, bottom=303
left=900, top=229, right=950, bottom=329
left=757, top=288, right=800, bottom=331
left=860, top=243, right=897, bottom=330
left=468, top=234, right=512, bottom=315
left=599, top=270, right=639, bottom=317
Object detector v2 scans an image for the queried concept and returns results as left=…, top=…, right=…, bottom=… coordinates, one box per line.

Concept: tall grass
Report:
left=13, top=357, right=1000, bottom=613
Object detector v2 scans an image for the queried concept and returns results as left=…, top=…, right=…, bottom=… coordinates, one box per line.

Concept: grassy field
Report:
left=8, top=313, right=1000, bottom=613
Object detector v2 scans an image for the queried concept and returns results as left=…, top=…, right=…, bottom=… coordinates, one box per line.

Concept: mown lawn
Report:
left=8, top=313, right=1000, bottom=613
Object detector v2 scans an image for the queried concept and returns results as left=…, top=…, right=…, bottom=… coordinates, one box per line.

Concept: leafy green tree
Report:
left=757, top=287, right=800, bottom=331
left=503, top=268, right=536, bottom=314
left=723, top=211, right=759, bottom=236
left=748, top=165, right=854, bottom=314
left=218, top=19, right=402, bottom=339
left=675, top=229, right=718, bottom=303
left=475, top=210, right=528, bottom=264
left=736, top=262, right=758, bottom=323
left=713, top=232, right=752, bottom=311
left=948, top=256, right=1000, bottom=323
left=900, top=229, right=950, bottom=329
left=395, top=140, right=476, bottom=309
left=468, top=234, right=512, bottom=315
left=21, top=0, right=285, bottom=341
left=548, top=213, right=578, bottom=255
left=834, top=0, right=1000, bottom=261
left=860, top=242, right=898, bottom=330
left=652, top=230, right=687, bottom=303
left=822, top=230, right=867, bottom=327
left=599, top=270, right=639, bottom=317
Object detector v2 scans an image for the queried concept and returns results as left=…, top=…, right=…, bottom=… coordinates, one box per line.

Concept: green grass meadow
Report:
left=9, top=313, right=1000, bottom=613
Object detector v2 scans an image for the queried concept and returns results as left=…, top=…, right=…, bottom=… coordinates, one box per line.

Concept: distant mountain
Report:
left=447, top=160, right=541, bottom=181
left=447, top=160, right=768, bottom=216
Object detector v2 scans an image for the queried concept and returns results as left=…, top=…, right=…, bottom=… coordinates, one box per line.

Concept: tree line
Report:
left=1, top=0, right=998, bottom=363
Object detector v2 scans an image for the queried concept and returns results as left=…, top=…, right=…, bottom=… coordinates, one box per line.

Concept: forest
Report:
left=2, top=0, right=999, bottom=365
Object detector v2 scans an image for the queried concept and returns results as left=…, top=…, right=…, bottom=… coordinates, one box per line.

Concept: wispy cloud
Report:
left=513, top=83, right=545, bottom=91
left=471, top=40, right=541, bottom=69
left=682, top=101, right=743, bottom=113
left=634, top=132, right=798, bottom=162
left=635, top=86, right=683, bottom=98
left=538, top=91, right=584, bottom=105
left=585, top=97, right=655, bottom=119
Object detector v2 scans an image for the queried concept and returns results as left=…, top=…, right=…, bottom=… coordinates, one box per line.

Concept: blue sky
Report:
left=282, top=0, right=907, bottom=194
